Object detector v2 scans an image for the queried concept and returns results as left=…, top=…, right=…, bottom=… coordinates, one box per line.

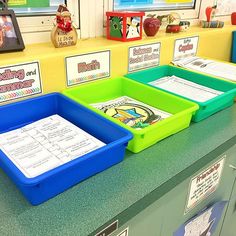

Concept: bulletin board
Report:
left=216, top=0, right=236, bottom=16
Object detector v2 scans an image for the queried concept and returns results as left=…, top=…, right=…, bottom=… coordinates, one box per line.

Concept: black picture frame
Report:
left=0, top=9, right=25, bottom=53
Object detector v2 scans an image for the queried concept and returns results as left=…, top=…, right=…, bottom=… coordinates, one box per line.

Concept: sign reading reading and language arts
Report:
left=0, top=62, right=42, bottom=103
left=128, top=43, right=161, bottom=72
left=185, top=157, right=225, bottom=213
left=173, top=36, right=199, bottom=62
left=65, top=50, right=110, bottom=86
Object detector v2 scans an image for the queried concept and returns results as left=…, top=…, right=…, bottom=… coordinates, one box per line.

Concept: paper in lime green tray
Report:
left=63, top=77, right=198, bottom=153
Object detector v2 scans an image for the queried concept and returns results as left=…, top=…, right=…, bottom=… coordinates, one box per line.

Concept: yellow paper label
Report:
left=8, top=0, right=27, bottom=6
left=165, top=0, right=192, bottom=3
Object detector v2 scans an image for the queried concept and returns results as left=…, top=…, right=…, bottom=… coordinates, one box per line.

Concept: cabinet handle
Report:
left=229, top=164, right=236, bottom=170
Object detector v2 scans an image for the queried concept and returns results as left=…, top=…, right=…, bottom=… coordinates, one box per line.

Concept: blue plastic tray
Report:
left=0, top=93, right=132, bottom=205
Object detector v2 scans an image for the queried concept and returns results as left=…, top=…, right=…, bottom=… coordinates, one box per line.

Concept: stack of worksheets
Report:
left=148, top=75, right=223, bottom=102
left=172, top=56, right=236, bottom=82
left=0, top=115, right=105, bottom=178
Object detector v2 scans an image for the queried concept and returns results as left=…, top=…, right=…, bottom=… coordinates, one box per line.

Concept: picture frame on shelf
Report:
left=0, top=9, right=25, bottom=53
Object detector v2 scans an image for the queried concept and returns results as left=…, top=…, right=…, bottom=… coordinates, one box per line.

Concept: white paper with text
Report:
left=0, top=115, right=105, bottom=178
left=149, top=76, right=223, bottom=102
left=173, top=56, right=236, bottom=82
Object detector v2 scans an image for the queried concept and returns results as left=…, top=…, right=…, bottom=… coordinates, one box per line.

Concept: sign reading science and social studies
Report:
left=173, top=36, right=199, bottom=62
left=65, top=50, right=110, bottom=86
left=0, top=61, right=42, bottom=103
left=128, top=43, right=161, bottom=72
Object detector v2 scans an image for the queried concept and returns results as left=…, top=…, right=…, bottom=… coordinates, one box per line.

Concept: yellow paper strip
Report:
left=8, top=0, right=27, bottom=6
left=165, top=0, right=193, bottom=3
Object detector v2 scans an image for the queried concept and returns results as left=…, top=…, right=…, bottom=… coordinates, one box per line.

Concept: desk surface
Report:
left=0, top=105, right=236, bottom=236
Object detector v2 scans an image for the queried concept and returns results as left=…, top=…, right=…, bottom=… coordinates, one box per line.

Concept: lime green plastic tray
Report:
left=125, top=65, right=236, bottom=122
left=63, top=77, right=198, bottom=153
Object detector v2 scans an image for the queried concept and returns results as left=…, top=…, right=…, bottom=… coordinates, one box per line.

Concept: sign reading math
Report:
left=0, top=62, right=42, bottom=103
left=128, top=43, right=161, bottom=72
left=173, top=36, right=199, bottom=61
left=65, top=50, right=110, bottom=86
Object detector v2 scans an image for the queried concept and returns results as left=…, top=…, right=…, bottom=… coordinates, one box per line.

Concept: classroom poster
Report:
left=65, top=50, right=110, bottom=86
left=0, top=61, right=42, bottom=103
left=216, top=0, right=236, bottom=15
left=174, top=201, right=227, bottom=236
left=128, top=43, right=161, bottom=72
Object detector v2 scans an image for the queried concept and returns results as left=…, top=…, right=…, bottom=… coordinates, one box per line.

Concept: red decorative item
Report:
left=106, top=11, right=144, bottom=42
left=56, top=17, right=72, bottom=32
left=51, top=4, right=77, bottom=48
left=205, top=5, right=217, bottom=22
left=143, top=17, right=161, bottom=36
left=56, top=4, right=72, bottom=32
left=166, top=25, right=180, bottom=33
left=231, top=12, right=236, bottom=25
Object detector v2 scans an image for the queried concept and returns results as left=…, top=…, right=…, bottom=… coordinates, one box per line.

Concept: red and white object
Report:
left=231, top=12, right=236, bottom=25
left=205, top=6, right=217, bottom=22
left=143, top=17, right=161, bottom=36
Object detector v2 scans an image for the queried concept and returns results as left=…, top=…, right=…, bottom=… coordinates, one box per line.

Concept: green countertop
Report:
left=0, top=104, right=236, bottom=236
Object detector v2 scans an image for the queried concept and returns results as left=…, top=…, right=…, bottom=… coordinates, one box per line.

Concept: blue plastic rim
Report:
left=232, top=31, right=236, bottom=63
left=0, top=93, right=133, bottom=205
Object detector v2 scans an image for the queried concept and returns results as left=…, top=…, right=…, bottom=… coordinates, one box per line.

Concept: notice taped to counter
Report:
left=174, top=201, right=227, bottom=236
left=91, top=96, right=171, bottom=130
left=0, top=62, right=42, bottom=103
left=185, top=157, right=225, bottom=213
left=0, top=115, right=105, bottom=178
left=172, top=56, right=236, bottom=82
left=149, top=76, right=223, bottom=102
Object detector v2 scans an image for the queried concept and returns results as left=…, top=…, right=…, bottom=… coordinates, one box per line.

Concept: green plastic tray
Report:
left=63, top=77, right=198, bottom=153
left=125, top=65, right=236, bottom=122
